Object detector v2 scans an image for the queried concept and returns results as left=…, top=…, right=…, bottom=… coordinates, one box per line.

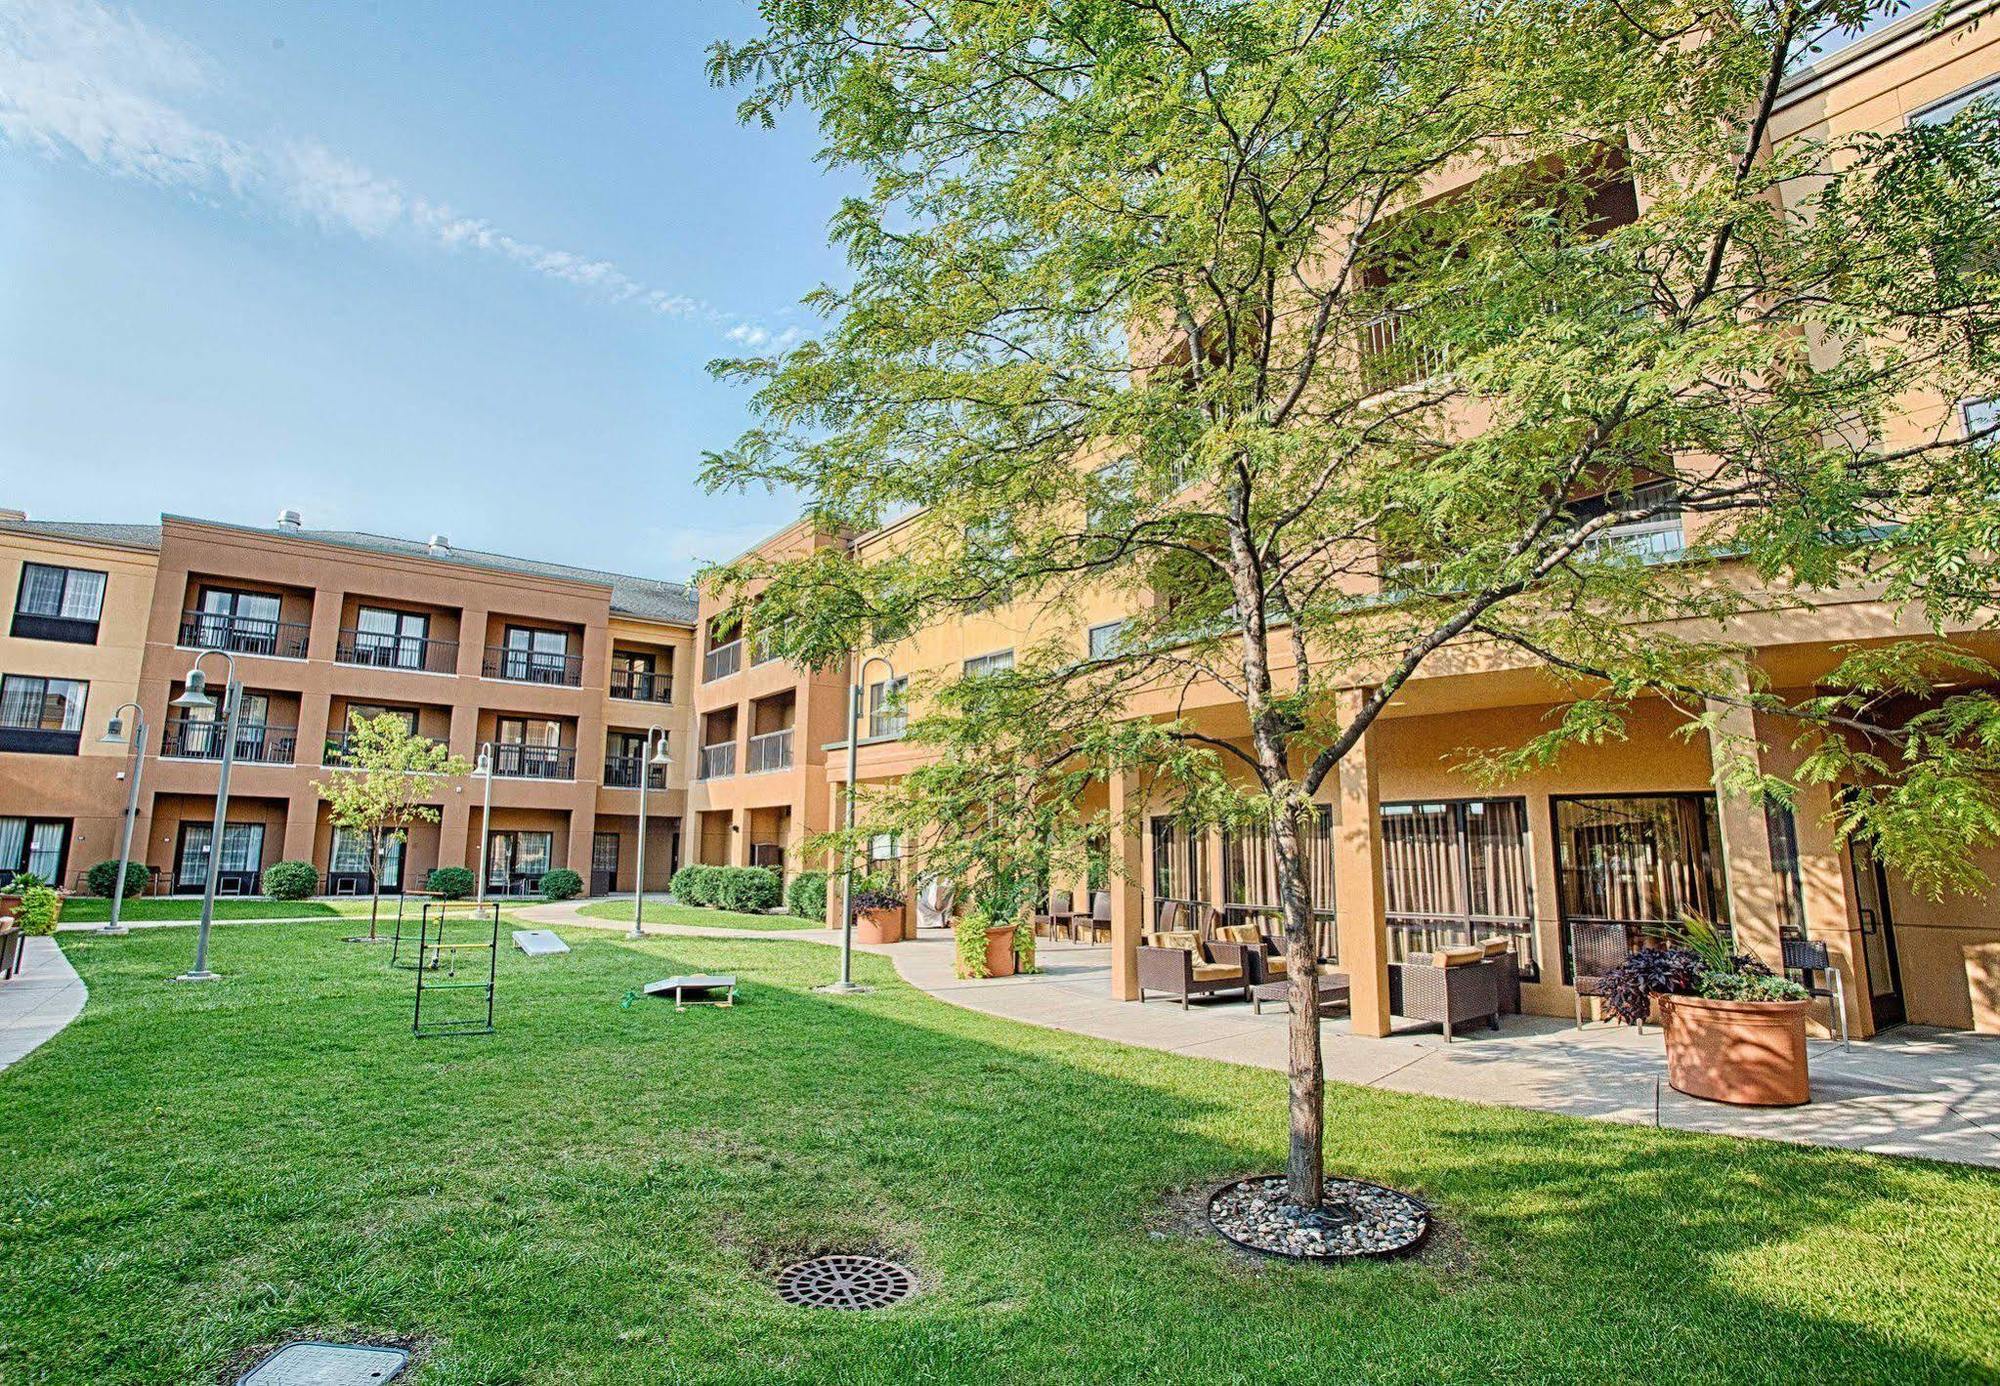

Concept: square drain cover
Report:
left=239, top=1341, right=409, bottom=1385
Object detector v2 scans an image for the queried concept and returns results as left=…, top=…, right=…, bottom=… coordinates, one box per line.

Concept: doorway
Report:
left=1848, top=838, right=1907, bottom=1029
left=592, top=831, right=620, bottom=896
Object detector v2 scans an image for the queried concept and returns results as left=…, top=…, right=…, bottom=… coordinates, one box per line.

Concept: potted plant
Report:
left=850, top=879, right=907, bottom=945
left=955, top=905, right=1020, bottom=979
left=1598, top=917, right=1812, bottom=1106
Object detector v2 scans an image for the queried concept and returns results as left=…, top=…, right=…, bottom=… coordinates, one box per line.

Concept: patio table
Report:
left=1251, top=971, right=1351, bottom=1016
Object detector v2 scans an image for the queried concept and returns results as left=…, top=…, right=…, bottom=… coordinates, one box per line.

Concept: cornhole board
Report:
left=511, top=929, right=570, bottom=956
left=642, top=974, right=737, bottom=1010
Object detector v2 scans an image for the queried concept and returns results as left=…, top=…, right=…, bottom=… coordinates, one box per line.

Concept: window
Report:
left=1149, top=817, right=1209, bottom=912
left=13, top=563, right=106, bottom=643
left=963, top=649, right=1014, bottom=679
left=330, top=827, right=403, bottom=888
left=0, top=817, right=69, bottom=885
left=487, top=830, right=554, bottom=887
left=502, top=626, right=574, bottom=683
left=191, top=588, right=288, bottom=655
left=867, top=832, right=903, bottom=889
left=1380, top=799, right=1537, bottom=976
left=0, top=674, right=87, bottom=753
left=868, top=675, right=909, bottom=739
left=353, top=606, right=430, bottom=669
left=1914, top=75, right=2000, bottom=126
left=1965, top=398, right=1997, bottom=443
left=1567, top=478, right=1684, bottom=562
left=496, top=716, right=568, bottom=778
left=1087, top=620, right=1126, bottom=659
left=344, top=704, right=418, bottom=733
left=175, top=822, right=266, bottom=890
left=1552, top=794, right=1728, bottom=982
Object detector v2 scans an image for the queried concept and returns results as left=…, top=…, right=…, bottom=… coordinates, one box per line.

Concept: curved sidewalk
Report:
left=0, top=938, right=87, bottom=1072
left=522, top=900, right=2000, bottom=1166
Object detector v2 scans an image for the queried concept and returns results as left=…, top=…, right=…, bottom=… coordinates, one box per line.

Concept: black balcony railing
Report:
left=703, top=639, right=743, bottom=682
left=603, top=755, right=669, bottom=790
left=335, top=629, right=458, bottom=674
left=697, top=742, right=736, bottom=780
left=483, top=645, right=583, bottom=687
left=178, top=610, right=310, bottom=659
left=609, top=668, right=673, bottom=703
left=491, top=742, right=576, bottom=780
left=322, top=729, right=444, bottom=766
left=162, top=717, right=298, bottom=765
left=746, top=727, right=793, bottom=774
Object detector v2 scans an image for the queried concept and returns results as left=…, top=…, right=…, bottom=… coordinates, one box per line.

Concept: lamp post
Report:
left=472, top=742, right=494, bottom=906
left=96, top=702, right=148, bottom=936
left=830, top=654, right=896, bottom=994
left=631, top=727, right=673, bottom=939
left=169, top=651, right=240, bottom=982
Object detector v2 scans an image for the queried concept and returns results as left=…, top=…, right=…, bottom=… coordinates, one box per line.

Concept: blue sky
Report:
left=0, top=0, right=849, bottom=579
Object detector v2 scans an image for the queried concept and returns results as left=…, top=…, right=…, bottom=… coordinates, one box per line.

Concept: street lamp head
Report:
left=472, top=750, right=491, bottom=778
left=171, top=669, right=214, bottom=710
left=100, top=716, right=127, bottom=745
left=649, top=742, right=672, bottom=767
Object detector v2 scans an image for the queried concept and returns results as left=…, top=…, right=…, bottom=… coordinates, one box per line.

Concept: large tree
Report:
left=707, top=0, right=2000, bottom=1208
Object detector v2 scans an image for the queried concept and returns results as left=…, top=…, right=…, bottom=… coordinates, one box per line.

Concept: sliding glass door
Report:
left=1380, top=798, right=1537, bottom=976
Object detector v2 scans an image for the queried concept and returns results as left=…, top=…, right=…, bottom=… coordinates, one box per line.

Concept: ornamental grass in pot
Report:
left=1598, top=917, right=1812, bottom=1106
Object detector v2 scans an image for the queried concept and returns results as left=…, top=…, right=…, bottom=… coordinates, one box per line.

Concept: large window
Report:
left=1552, top=794, right=1728, bottom=981
left=329, top=826, right=402, bottom=890
left=175, top=822, right=267, bottom=892
left=1965, top=397, right=1996, bottom=443
left=499, top=626, right=575, bottom=684
left=191, top=588, right=289, bottom=656
left=487, top=830, right=554, bottom=889
left=1222, top=807, right=1336, bottom=942
left=963, top=649, right=1014, bottom=679
left=1087, top=620, right=1127, bottom=660
left=353, top=606, right=431, bottom=669
left=1914, top=74, right=2000, bottom=126
left=0, top=674, right=87, bottom=754
left=868, top=675, right=909, bottom=739
left=1567, top=479, right=1684, bottom=562
left=0, top=817, right=69, bottom=886
left=1149, top=817, right=1209, bottom=917
left=1380, top=798, right=1537, bottom=976
left=13, top=563, right=106, bottom=643
left=495, top=717, right=570, bottom=779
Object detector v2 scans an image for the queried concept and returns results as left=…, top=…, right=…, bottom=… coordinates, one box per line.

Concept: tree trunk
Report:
left=368, top=832, right=383, bottom=942
left=1269, top=795, right=1324, bottom=1208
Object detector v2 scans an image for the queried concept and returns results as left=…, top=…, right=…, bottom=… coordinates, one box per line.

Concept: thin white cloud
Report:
left=648, top=519, right=792, bottom=574
left=0, top=0, right=798, bottom=346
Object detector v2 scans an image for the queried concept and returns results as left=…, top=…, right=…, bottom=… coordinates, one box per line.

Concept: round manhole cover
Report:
left=774, top=1254, right=916, bottom=1310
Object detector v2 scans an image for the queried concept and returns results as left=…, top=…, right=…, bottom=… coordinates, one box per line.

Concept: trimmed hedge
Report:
left=669, top=864, right=721, bottom=907
left=85, top=859, right=150, bottom=899
left=261, top=860, right=320, bottom=900
left=540, top=868, right=584, bottom=901
left=670, top=864, right=782, bottom=913
left=426, top=866, right=475, bottom=900
left=786, top=870, right=828, bottom=921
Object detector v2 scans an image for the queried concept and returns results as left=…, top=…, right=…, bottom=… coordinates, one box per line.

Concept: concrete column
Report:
left=565, top=805, right=594, bottom=877
left=306, top=587, right=343, bottom=664
left=439, top=792, right=472, bottom=873
left=281, top=789, right=318, bottom=866
left=1791, top=778, right=1874, bottom=1039
left=1333, top=688, right=1392, bottom=1037
left=731, top=807, right=750, bottom=865
left=457, top=609, right=490, bottom=680
left=1706, top=671, right=1785, bottom=970
left=1108, top=766, right=1147, bottom=1001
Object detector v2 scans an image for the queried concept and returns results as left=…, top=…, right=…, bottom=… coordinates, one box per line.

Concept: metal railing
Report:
left=178, top=610, right=310, bottom=659
left=1358, top=308, right=1449, bottom=394
left=747, top=727, right=793, bottom=773
left=750, top=632, right=782, bottom=666
left=603, top=755, right=669, bottom=790
left=162, top=717, right=298, bottom=765
left=609, top=668, right=673, bottom=703
left=322, top=728, right=444, bottom=766
left=703, top=639, right=743, bottom=682
left=482, top=645, right=583, bottom=687
left=335, top=629, right=458, bottom=674
left=697, top=741, right=736, bottom=780
left=490, top=742, right=577, bottom=780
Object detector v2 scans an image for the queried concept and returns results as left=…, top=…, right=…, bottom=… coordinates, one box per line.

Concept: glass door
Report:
left=591, top=831, right=619, bottom=895
left=1848, top=837, right=1906, bottom=1029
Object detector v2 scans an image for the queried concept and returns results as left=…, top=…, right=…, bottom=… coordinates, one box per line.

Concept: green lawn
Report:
left=4, top=923, right=1997, bottom=1384
left=576, top=898, right=819, bottom=932
left=55, top=897, right=382, bottom=923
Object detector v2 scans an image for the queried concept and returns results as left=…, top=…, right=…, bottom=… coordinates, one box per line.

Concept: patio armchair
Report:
left=0, top=918, right=22, bottom=980
left=1388, top=949, right=1502, bottom=1040
left=1136, top=929, right=1246, bottom=1009
left=1569, top=921, right=1632, bottom=1028
left=1478, top=935, right=1522, bottom=1015
left=1783, top=936, right=1850, bottom=1050
left=1075, top=890, right=1112, bottom=944
left=1207, top=921, right=1287, bottom=987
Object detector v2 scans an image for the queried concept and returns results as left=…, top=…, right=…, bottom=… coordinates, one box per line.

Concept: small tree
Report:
left=313, top=713, right=471, bottom=941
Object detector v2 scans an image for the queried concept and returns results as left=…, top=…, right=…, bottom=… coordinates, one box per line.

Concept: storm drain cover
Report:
left=239, top=1341, right=409, bottom=1385
left=775, top=1254, right=916, bottom=1310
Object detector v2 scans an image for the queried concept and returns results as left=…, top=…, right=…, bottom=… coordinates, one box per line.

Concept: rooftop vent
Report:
left=276, top=509, right=303, bottom=530
left=0, top=508, right=25, bottom=522
left=427, top=534, right=450, bottom=555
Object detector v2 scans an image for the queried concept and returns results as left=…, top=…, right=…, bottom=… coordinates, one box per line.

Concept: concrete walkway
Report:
left=0, top=937, right=87, bottom=1071
left=523, top=899, right=2000, bottom=1167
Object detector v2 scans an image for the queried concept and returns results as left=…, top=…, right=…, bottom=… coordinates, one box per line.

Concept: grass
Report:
left=3, top=922, right=1997, bottom=1384
left=576, top=898, right=818, bottom=932
left=54, top=897, right=383, bottom=923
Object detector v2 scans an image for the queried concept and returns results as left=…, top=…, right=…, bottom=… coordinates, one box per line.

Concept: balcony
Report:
left=335, top=629, right=458, bottom=675
left=162, top=717, right=298, bottom=766
left=697, top=742, right=736, bottom=780
left=603, top=755, right=669, bottom=790
left=610, top=668, right=673, bottom=704
left=178, top=610, right=310, bottom=660
left=703, top=639, right=743, bottom=683
left=1358, top=308, right=1449, bottom=394
left=490, top=742, right=577, bottom=780
left=750, top=632, right=782, bottom=667
left=747, top=727, right=793, bottom=774
left=483, top=645, right=584, bottom=687
left=322, top=729, right=445, bottom=767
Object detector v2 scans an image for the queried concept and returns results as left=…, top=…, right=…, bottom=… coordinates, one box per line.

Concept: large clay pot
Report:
left=853, top=907, right=905, bottom=946
left=1660, top=994, right=1811, bottom=1106
left=982, top=924, right=1018, bottom=979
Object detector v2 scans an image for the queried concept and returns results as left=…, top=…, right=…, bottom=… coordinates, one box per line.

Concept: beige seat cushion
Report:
left=1190, top=962, right=1243, bottom=982
left=1480, top=936, right=1513, bottom=958
left=1215, top=923, right=1265, bottom=946
left=1434, top=945, right=1486, bottom=968
left=1149, top=930, right=1202, bottom=954
left=1265, top=955, right=1289, bottom=977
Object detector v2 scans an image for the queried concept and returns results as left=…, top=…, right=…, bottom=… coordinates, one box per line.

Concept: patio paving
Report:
left=0, top=938, right=87, bottom=1071
left=527, top=901, right=2000, bottom=1167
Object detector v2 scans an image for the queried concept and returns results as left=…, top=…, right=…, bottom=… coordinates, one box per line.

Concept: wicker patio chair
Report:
left=1783, top=936, right=1850, bottom=1050
left=1478, top=935, right=1523, bottom=1015
left=1207, top=921, right=1287, bottom=987
left=0, top=920, right=22, bottom=980
left=1388, top=953, right=1501, bottom=1040
left=1136, top=929, right=1246, bottom=1009
left=1569, top=921, right=1632, bottom=1028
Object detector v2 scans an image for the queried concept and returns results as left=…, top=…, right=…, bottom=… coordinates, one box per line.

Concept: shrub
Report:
left=1698, top=970, right=1808, bottom=1004
left=852, top=878, right=904, bottom=913
left=14, top=884, right=61, bottom=935
left=6, top=872, right=47, bottom=893
left=261, top=860, right=320, bottom=900
left=670, top=864, right=712, bottom=906
left=715, top=866, right=781, bottom=913
left=426, top=866, right=475, bottom=900
left=1597, top=946, right=1704, bottom=1026
left=787, top=870, right=828, bottom=921
left=540, top=868, right=583, bottom=901
left=955, top=912, right=992, bottom=978
left=85, top=859, right=149, bottom=899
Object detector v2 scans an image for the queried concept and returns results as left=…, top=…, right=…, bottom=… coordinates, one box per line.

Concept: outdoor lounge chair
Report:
left=1478, top=935, right=1523, bottom=1015
left=1136, top=929, right=1246, bottom=1008
left=1207, top=921, right=1287, bottom=987
left=0, top=919, right=22, bottom=980
left=1569, top=921, right=1632, bottom=1028
left=1075, top=890, right=1111, bottom=944
left=1784, top=936, right=1850, bottom=1049
left=1388, top=950, right=1502, bottom=1040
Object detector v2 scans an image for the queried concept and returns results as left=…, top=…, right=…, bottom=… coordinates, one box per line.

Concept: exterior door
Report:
left=1848, top=838, right=1907, bottom=1029
left=592, top=831, right=620, bottom=896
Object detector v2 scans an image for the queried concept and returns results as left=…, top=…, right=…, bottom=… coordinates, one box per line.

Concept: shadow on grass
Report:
left=0, top=921, right=1994, bottom=1385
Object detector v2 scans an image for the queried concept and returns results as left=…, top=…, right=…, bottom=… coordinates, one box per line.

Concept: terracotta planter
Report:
left=1660, top=994, right=1811, bottom=1106
left=853, top=907, right=905, bottom=946
left=982, top=924, right=1018, bottom=979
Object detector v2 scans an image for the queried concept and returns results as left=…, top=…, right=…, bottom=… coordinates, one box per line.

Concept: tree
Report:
left=706, top=0, right=2000, bottom=1210
left=313, top=714, right=471, bottom=941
